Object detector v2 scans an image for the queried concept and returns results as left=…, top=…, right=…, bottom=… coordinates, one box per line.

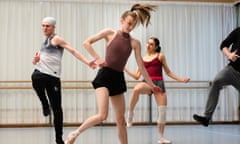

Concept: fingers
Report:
left=185, top=78, right=190, bottom=82
left=232, top=54, right=239, bottom=61
left=153, top=86, right=162, bottom=93
left=35, top=52, right=40, bottom=56
left=233, top=50, right=240, bottom=58
left=88, top=60, right=97, bottom=69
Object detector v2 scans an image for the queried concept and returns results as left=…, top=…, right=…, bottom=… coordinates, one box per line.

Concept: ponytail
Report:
left=121, top=4, right=157, bottom=27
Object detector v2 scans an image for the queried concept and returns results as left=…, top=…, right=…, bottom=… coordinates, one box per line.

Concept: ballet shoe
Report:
left=65, top=131, right=79, bottom=144
left=126, top=111, right=134, bottom=127
left=158, top=137, right=171, bottom=144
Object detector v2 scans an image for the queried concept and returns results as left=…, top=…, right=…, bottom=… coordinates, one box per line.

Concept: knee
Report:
left=210, top=79, right=222, bottom=89
left=98, top=113, right=108, bottom=121
left=157, top=106, right=166, bottom=124
left=115, top=116, right=126, bottom=126
left=132, top=87, right=141, bottom=96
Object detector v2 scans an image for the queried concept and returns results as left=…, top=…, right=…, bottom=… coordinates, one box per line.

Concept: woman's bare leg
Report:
left=154, top=92, right=170, bottom=143
left=110, top=93, right=128, bottom=144
left=127, top=82, right=152, bottom=126
left=65, top=87, right=109, bottom=144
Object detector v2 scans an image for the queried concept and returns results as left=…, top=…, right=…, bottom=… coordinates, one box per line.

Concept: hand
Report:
left=152, top=85, right=162, bottom=93
left=228, top=50, right=240, bottom=62
left=182, top=77, right=190, bottom=83
left=32, top=52, right=40, bottom=64
left=95, top=57, right=107, bottom=67
left=88, top=59, right=98, bottom=69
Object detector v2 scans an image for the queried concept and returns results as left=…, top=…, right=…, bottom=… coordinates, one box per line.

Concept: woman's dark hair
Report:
left=121, top=4, right=157, bottom=27
left=150, top=37, right=161, bottom=53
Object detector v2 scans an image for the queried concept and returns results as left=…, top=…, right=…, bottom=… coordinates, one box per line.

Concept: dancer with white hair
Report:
left=31, top=17, right=96, bottom=144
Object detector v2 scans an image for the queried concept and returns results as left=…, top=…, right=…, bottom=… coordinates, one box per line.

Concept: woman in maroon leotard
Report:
left=65, top=4, right=160, bottom=144
left=125, top=37, right=190, bottom=144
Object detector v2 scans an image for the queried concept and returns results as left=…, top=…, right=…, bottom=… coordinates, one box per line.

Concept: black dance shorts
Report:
left=92, top=67, right=127, bottom=96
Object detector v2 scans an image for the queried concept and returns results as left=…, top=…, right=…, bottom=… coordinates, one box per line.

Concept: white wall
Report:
left=0, top=0, right=238, bottom=124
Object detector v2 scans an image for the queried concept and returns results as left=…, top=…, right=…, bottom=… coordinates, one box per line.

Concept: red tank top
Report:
left=143, top=56, right=163, bottom=80
left=105, top=31, right=132, bottom=72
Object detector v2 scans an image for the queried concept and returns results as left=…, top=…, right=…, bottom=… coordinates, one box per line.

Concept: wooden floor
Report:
left=0, top=124, right=240, bottom=144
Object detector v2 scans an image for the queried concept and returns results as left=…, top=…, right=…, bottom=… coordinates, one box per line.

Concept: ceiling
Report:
left=146, top=0, right=238, bottom=3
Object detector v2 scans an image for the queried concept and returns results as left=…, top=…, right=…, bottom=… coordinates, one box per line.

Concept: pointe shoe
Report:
left=126, top=111, right=134, bottom=127
left=65, top=131, right=78, bottom=144
left=158, top=137, right=171, bottom=144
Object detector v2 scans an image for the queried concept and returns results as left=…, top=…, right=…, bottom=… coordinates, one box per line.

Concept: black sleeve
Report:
left=220, top=27, right=240, bottom=50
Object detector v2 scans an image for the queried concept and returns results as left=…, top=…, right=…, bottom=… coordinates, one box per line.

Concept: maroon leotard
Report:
left=143, top=56, right=163, bottom=80
left=105, top=31, right=132, bottom=72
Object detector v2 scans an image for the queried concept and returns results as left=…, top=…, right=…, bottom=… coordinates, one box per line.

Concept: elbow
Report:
left=220, top=41, right=229, bottom=51
left=166, top=72, right=171, bottom=77
left=132, top=77, right=138, bottom=80
left=134, top=76, right=140, bottom=80
left=83, top=40, right=90, bottom=49
left=220, top=45, right=225, bottom=51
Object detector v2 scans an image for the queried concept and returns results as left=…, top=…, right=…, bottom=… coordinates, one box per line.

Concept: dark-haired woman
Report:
left=125, top=37, right=190, bottom=144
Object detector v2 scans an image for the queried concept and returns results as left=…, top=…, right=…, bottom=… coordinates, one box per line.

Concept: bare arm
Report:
left=132, top=39, right=156, bottom=87
left=160, top=53, right=190, bottom=83
left=52, top=35, right=97, bottom=68
left=83, top=28, right=115, bottom=66
left=124, top=67, right=141, bottom=80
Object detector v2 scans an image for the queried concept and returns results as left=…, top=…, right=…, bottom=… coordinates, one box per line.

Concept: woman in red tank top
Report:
left=125, top=37, right=190, bottom=144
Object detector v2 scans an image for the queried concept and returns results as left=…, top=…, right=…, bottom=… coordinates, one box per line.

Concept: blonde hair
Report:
left=121, top=4, right=157, bottom=27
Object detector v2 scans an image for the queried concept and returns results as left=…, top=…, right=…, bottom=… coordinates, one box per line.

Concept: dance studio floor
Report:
left=0, top=124, right=240, bottom=144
